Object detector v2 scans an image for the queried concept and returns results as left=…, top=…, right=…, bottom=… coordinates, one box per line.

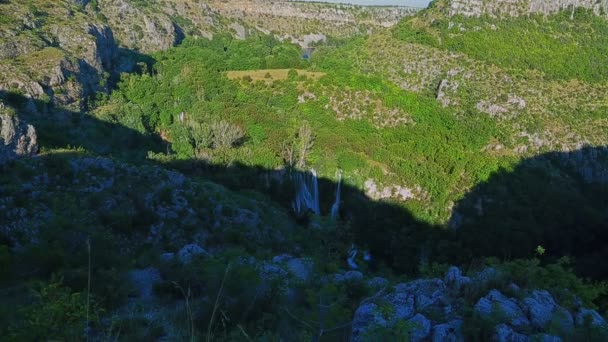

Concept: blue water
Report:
left=293, top=0, right=432, bottom=8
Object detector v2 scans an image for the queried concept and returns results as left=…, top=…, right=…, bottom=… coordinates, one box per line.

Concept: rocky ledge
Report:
left=351, top=267, right=606, bottom=341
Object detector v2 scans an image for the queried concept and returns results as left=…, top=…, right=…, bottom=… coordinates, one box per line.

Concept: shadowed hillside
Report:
left=449, top=146, right=608, bottom=279
left=2, top=87, right=608, bottom=340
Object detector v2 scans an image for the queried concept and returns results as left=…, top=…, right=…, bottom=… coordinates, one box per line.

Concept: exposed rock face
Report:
left=98, top=0, right=180, bottom=52
left=576, top=308, right=608, bottom=326
left=0, top=1, right=123, bottom=109
left=521, top=290, right=572, bottom=330
left=0, top=155, right=294, bottom=249
left=475, top=290, right=531, bottom=329
left=444, top=266, right=471, bottom=293
left=0, top=111, right=38, bottom=166
left=352, top=278, right=452, bottom=341
left=177, top=244, right=207, bottom=264
left=351, top=267, right=607, bottom=341
left=210, top=0, right=417, bottom=27
left=445, top=0, right=608, bottom=17
left=364, top=179, right=428, bottom=202
left=432, top=319, right=464, bottom=342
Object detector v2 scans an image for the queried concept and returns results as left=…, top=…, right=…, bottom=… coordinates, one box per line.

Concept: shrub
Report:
left=11, top=280, right=100, bottom=341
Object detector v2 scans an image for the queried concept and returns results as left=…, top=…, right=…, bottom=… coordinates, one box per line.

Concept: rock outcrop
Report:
left=0, top=109, right=37, bottom=166
left=97, top=0, right=183, bottom=53
left=444, top=0, right=608, bottom=18
left=351, top=267, right=607, bottom=341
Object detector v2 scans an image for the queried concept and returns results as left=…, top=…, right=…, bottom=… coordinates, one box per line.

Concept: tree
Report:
left=211, top=120, right=244, bottom=149
left=296, top=122, right=315, bottom=168
left=281, top=122, right=315, bottom=169
left=190, top=122, right=213, bottom=150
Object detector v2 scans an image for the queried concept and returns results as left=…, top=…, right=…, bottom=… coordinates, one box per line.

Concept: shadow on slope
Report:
left=0, top=89, right=166, bottom=161
left=449, top=147, right=608, bottom=279
left=3, top=90, right=608, bottom=281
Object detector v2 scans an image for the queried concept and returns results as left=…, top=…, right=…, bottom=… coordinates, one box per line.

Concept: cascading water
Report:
left=347, top=245, right=371, bottom=269
left=292, top=169, right=320, bottom=216
left=347, top=244, right=359, bottom=269
left=330, top=170, right=342, bottom=220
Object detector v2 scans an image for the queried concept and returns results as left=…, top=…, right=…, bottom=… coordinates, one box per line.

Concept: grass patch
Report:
left=226, top=69, right=326, bottom=84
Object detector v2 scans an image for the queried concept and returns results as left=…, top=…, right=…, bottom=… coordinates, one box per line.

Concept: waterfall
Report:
left=330, top=170, right=342, bottom=220
left=292, top=169, right=320, bottom=216
left=347, top=244, right=359, bottom=269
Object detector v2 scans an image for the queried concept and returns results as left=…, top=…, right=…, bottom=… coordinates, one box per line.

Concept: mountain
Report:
left=1, top=0, right=608, bottom=340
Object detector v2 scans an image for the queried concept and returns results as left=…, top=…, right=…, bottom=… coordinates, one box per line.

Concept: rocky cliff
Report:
left=0, top=1, right=121, bottom=110
left=0, top=104, right=37, bottom=166
left=0, top=0, right=415, bottom=111
left=443, top=0, right=608, bottom=17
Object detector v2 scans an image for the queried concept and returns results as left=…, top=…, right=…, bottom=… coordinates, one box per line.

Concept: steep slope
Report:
left=0, top=1, right=120, bottom=110
left=443, top=0, right=608, bottom=17
left=330, top=2, right=608, bottom=158
left=0, top=0, right=415, bottom=113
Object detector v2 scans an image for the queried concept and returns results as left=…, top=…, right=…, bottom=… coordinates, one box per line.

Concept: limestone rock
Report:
left=446, top=0, right=608, bottom=18
left=407, top=313, right=432, bottom=341
left=98, top=0, right=180, bottom=53
left=178, top=244, right=207, bottom=264
left=445, top=266, right=471, bottom=293
left=575, top=308, right=607, bottom=327
left=522, top=290, right=558, bottom=329
left=230, top=23, right=247, bottom=40
left=351, top=294, right=416, bottom=341
left=493, top=323, right=529, bottom=342
left=432, top=319, right=464, bottom=342
left=395, top=278, right=447, bottom=311
left=475, top=290, right=530, bottom=329
left=0, top=112, right=38, bottom=166
left=272, top=255, right=313, bottom=282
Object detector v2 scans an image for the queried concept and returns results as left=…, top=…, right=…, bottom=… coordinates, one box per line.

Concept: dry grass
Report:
left=226, top=69, right=325, bottom=84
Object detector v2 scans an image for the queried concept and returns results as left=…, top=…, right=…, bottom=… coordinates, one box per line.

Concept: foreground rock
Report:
left=351, top=267, right=607, bottom=341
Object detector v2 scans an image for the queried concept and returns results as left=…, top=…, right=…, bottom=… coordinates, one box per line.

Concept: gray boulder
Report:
left=178, top=244, right=207, bottom=264
left=575, top=308, right=607, bottom=327
left=521, top=290, right=558, bottom=329
left=394, top=278, right=446, bottom=311
left=493, top=323, right=529, bottom=342
left=272, top=255, right=313, bottom=282
left=351, top=291, right=416, bottom=341
left=475, top=290, right=530, bottom=329
left=445, top=267, right=471, bottom=292
left=0, top=112, right=37, bottom=166
left=551, top=307, right=574, bottom=334
left=351, top=302, right=391, bottom=340
left=407, top=313, right=432, bottom=341
left=432, top=319, right=464, bottom=342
